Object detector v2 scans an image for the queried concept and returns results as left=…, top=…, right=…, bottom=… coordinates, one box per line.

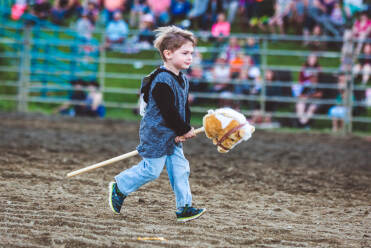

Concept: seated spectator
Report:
left=328, top=73, right=350, bottom=132
left=229, top=52, right=245, bottom=79
left=292, top=54, right=321, bottom=96
left=225, top=36, right=241, bottom=62
left=188, top=65, right=208, bottom=104
left=269, top=0, right=293, bottom=34
left=352, top=11, right=371, bottom=55
left=31, top=0, right=51, bottom=20
left=211, top=13, right=231, bottom=38
left=308, top=24, right=326, bottom=50
left=55, top=80, right=87, bottom=116
left=147, top=0, right=171, bottom=26
left=11, top=0, right=27, bottom=21
left=170, top=0, right=192, bottom=24
left=105, top=11, right=129, bottom=49
left=212, top=55, right=234, bottom=108
left=84, top=81, right=105, bottom=118
left=103, top=0, right=126, bottom=24
left=353, top=43, right=371, bottom=84
left=244, top=37, right=260, bottom=65
left=51, top=0, right=82, bottom=25
left=76, top=10, right=94, bottom=41
left=330, top=1, right=345, bottom=30
left=130, top=0, right=146, bottom=28
left=136, top=14, right=155, bottom=49
left=295, top=75, right=323, bottom=128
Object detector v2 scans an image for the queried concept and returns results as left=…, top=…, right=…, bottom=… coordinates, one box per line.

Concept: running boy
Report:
left=109, top=26, right=206, bottom=222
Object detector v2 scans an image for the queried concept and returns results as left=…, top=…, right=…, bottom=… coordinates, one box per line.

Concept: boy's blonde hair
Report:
left=153, top=26, right=197, bottom=61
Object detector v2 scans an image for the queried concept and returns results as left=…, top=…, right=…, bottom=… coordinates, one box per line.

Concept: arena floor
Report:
left=0, top=112, right=370, bottom=247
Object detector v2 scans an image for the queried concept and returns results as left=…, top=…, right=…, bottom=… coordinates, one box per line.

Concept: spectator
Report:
left=130, top=0, right=146, bottom=28
left=229, top=52, right=245, bottom=79
left=353, top=43, right=371, bottom=84
left=84, top=81, right=105, bottom=118
left=76, top=10, right=94, bottom=41
left=225, top=36, right=241, bottom=62
left=295, top=74, right=323, bottom=128
left=244, top=36, right=260, bottom=65
left=11, top=0, right=27, bottom=21
left=310, top=0, right=341, bottom=37
left=51, top=0, right=82, bottom=25
left=170, top=0, right=192, bottom=24
left=330, top=1, right=345, bottom=29
left=105, top=11, right=129, bottom=49
left=211, top=13, right=231, bottom=38
left=147, top=0, right=171, bottom=26
left=328, top=73, right=351, bottom=132
left=212, top=55, right=231, bottom=93
left=188, top=65, right=208, bottom=104
left=242, top=0, right=259, bottom=29
left=269, top=0, right=293, bottom=34
left=103, top=0, right=126, bottom=24
left=344, top=0, right=367, bottom=19
left=55, top=80, right=87, bottom=116
left=136, top=14, right=155, bottom=49
left=292, top=54, right=321, bottom=96
left=352, top=11, right=371, bottom=55
left=31, top=0, right=51, bottom=20
left=308, top=24, right=325, bottom=49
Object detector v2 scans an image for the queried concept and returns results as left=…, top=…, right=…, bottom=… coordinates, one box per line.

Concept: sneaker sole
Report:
left=108, top=182, right=120, bottom=214
left=177, top=208, right=206, bottom=222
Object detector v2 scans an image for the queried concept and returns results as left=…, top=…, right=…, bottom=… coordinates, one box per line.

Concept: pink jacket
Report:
left=211, top=22, right=231, bottom=37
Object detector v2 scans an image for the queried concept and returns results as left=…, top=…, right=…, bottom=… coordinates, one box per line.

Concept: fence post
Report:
left=99, top=31, right=106, bottom=93
left=18, top=25, right=31, bottom=112
left=260, top=37, right=268, bottom=116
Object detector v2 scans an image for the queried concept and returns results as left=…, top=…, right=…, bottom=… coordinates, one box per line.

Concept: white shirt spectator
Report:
left=106, top=19, right=129, bottom=42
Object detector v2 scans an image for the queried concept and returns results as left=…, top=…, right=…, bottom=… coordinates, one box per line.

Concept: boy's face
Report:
left=164, top=41, right=194, bottom=70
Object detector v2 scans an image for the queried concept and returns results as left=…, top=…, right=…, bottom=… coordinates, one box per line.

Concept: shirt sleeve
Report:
left=152, top=83, right=191, bottom=136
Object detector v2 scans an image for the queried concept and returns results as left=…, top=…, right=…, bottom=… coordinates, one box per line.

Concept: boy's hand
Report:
left=175, top=127, right=196, bottom=143
left=183, top=127, right=196, bottom=139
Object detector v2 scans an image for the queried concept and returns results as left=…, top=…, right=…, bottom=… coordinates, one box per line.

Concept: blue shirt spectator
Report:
left=106, top=11, right=129, bottom=45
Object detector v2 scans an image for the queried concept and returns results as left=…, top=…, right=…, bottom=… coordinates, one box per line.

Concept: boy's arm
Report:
left=152, top=83, right=191, bottom=136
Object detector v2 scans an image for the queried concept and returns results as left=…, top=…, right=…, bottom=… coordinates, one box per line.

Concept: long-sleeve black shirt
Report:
left=152, top=82, right=191, bottom=136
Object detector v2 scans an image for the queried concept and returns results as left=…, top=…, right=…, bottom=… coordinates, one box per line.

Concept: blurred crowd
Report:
left=9, top=0, right=371, bottom=131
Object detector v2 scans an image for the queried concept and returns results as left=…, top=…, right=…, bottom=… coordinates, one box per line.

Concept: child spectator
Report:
left=147, top=0, right=171, bottom=26
left=308, top=24, right=325, bottom=50
left=352, top=11, right=371, bottom=55
left=328, top=73, right=350, bottom=132
left=353, top=43, right=371, bottom=84
left=295, top=74, right=323, bottom=128
left=244, top=37, right=260, bottom=65
left=108, top=26, right=206, bottom=222
left=225, top=36, right=241, bottom=62
left=84, top=81, right=105, bottom=118
left=136, top=14, right=155, bottom=49
left=85, top=1, right=99, bottom=25
left=211, top=13, right=231, bottom=38
left=105, top=11, right=129, bottom=49
left=229, top=52, right=245, bottom=79
left=170, top=0, right=192, bottom=24
left=292, top=54, right=321, bottom=96
left=76, top=10, right=94, bottom=41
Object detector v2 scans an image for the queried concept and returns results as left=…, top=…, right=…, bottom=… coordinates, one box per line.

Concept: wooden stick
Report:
left=66, top=127, right=205, bottom=178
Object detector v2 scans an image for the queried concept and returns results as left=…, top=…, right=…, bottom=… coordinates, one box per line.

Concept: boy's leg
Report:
left=165, top=146, right=192, bottom=209
left=115, top=156, right=167, bottom=196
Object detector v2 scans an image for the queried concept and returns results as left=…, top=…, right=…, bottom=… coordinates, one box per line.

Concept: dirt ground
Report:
left=0, top=112, right=370, bottom=248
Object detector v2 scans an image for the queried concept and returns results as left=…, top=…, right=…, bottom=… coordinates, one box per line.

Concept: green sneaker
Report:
left=176, top=205, right=206, bottom=222
left=108, top=182, right=126, bottom=214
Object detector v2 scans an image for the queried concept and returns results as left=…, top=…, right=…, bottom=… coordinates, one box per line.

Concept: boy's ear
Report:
left=163, top=49, right=172, bottom=60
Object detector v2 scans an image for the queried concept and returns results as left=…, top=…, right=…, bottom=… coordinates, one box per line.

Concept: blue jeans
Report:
left=115, top=146, right=192, bottom=209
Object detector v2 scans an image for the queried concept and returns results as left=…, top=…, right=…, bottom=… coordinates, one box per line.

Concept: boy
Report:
left=108, top=26, right=206, bottom=222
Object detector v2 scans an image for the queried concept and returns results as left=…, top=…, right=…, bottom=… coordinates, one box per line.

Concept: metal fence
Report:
left=0, top=22, right=370, bottom=133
